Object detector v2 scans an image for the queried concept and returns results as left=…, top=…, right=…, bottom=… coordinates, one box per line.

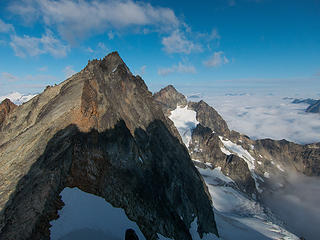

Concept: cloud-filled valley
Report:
left=199, top=94, right=320, bottom=144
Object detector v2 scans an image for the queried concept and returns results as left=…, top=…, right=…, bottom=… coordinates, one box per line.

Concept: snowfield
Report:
left=168, top=105, right=199, bottom=147
left=198, top=166, right=299, bottom=240
left=218, top=136, right=264, bottom=193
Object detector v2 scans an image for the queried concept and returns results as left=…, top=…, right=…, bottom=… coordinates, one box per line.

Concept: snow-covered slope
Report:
left=219, top=136, right=264, bottom=193
left=168, top=103, right=299, bottom=240
left=168, top=105, right=199, bottom=147
left=197, top=166, right=299, bottom=240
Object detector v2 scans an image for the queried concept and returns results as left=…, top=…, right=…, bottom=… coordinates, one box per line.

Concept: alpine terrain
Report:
left=0, top=52, right=218, bottom=240
left=154, top=85, right=320, bottom=240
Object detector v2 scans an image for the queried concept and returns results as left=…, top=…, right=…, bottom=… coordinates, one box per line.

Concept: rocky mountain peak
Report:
left=153, top=85, right=187, bottom=114
left=84, top=51, right=131, bottom=77
left=0, top=53, right=218, bottom=240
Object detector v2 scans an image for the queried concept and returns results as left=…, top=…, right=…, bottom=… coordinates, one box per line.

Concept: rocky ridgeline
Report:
left=0, top=52, right=218, bottom=240
left=154, top=85, right=320, bottom=198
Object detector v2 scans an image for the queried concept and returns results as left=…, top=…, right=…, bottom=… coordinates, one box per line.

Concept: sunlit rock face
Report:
left=0, top=52, right=218, bottom=240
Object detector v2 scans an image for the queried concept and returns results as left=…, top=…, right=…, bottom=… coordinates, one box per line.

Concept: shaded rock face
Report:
left=306, top=99, right=320, bottom=113
left=254, top=139, right=320, bottom=176
left=188, top=101, right=230, bottom=137
left=189, top=125, right=256, bottom=195
left=0, top=99, right=16, bottom=130
left=0, top=52, right=218, bottom=240
left=153, top=85, right=187, bottom=115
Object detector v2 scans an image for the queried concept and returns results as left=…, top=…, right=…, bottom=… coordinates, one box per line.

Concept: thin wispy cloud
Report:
left=0, top=72, right=58, bottom=95
left=139, top=65, right=147, bottom=75
left=0, top=72, right=19, bottom=83
left=10, top=29, right=69, bottom=58
left=0, top=19, right=14, bottom=33
left=158, top=62, right=196, bottom=76
left=203, top=51, right=229, bottom=67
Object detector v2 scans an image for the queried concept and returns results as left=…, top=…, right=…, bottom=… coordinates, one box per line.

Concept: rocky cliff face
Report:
left=0, top=52, right=218, bottom=240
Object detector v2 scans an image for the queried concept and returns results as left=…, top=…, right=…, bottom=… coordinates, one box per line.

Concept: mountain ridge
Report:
left=0, top=52, right=218, bottom=240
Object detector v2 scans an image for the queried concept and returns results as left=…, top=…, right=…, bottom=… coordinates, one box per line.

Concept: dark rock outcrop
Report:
left=189, top=125, right=256, bottom=195
left=292, top=98, right=318, bottom=105
left=188, top=100, right=230, bottom=137
left=254, top=139, right=320, bottom=176
left=306, top=99, right=320, bottom=113
left=0, top=52, right=218, bottom=240
left=0, top=98, right=16, bottom=130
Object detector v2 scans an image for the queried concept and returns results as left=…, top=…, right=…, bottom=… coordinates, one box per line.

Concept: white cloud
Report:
left=162, top=30, right=202, bottom=54
left=203, top=51, right=229, bottom=67
left=9, top=0, right=179, bottom=42
left=63, top=66, right=76, bottom=78
left=10, top=29, right=69, bottom=58
left=158, top=62, right=196, bottom=76
left=202, top=95, right=320, bottom=144
left=0, top=19, right=14, bottom=32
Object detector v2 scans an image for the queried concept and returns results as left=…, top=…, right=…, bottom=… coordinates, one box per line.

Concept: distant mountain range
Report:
left=0, top=92, right=36, bottom=105
left=289, top=97, right=320, bottom=113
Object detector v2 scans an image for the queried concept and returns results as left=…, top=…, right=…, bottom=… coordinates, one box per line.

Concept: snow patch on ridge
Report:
left=197, top=166, right=234, bottom=184
left=169, top=105, right=199, bottom=147
left=218, top=136, right=263, bottom=193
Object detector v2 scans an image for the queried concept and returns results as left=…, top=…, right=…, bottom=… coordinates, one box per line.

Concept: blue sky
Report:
left=0, top=0, right=319, bottom=96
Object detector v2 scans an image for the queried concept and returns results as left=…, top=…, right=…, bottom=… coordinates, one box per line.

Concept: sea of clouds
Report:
left=197, top=94, right=320, bottom=144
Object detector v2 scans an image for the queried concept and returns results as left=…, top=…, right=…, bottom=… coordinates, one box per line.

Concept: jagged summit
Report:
left=85, top=51, right=131, bottom=76
left=153, top=85, right=187, bottom=114
left=0, top=52, right=218, bottom=240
